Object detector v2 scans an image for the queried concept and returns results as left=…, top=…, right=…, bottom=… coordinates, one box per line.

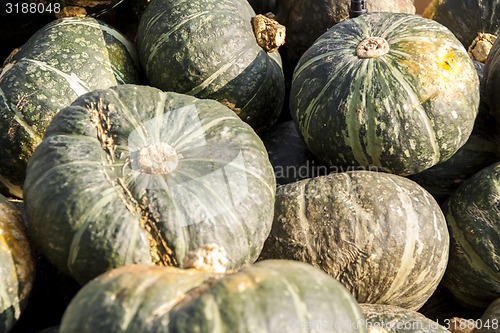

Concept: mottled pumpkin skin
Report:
left=275, top=0, right=415, bottom=73
left=59, top=261, right=367, bottom=333
left=136, top=0, right=285, bottom=133
left=0, top=195, right=36, bottom=333
left=408, top=61, right=499, bottom=204
left=485, top=37, right=500, bottom=125
left=0, top=17, right=140, bottom=198
left=423, top=0, right=500, bottom=58
left=24, top=85, right=276, bottom=284
left=291, top=13, right=479, bottom=176
left=360, top=303, right=449, bottom=332
left=441, top=162, right=500, bottom=309
left=475, top=298, right=500, bottom=333
left=259, top=171, right=449, bottom=310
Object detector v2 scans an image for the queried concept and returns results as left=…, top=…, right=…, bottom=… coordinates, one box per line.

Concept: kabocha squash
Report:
left=0, top=17, right=140, bottom=198
left=259, top=171, right=449, bottom=311
left=23, top=84, right=276, bottom=285
left=136, top=0, right=286, bottom=133
left=290, top=13, right=479, bottom=176
left=275, top=0, right=415, bottom=74
left=359, top=303, right=450, bottom=332
left=33, top=0, right=125, bottom=17
left=484, top=37, right=500, bottom=126
left=59, top=260, right=368, bottom=333
left=440, top=162, right=500, bottom=309
left=423, top=0, right=500, bottom=63
left=0, top=194, right=36, bottom=333
left=408, top=61, right=499, bottom=204
left=475, top=298, right=500, bottom=333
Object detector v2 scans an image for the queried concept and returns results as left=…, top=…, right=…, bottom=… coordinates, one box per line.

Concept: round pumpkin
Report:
left=440, top=162, right=500, bottom=309
left=275, top=0, right=415, bottom=73
left=484, top=36, right=500, bottom=126
left=359, top=303, right=450, bottom=332
left=0, top=194, right=36, bottom=333
left=23, top=84, right=276, bottom=285
left=475, top=297, right=500, bottom=333
left=290, top=13, right=479, bottom=176
left=259, top=170, right=450, bottom=311
left=423, top=0, right=500, bottom=63
left=59, top=260, right=367, bottom=333
left=408, top=61, right=499, bottom=204
left=0, top=17, right=141, bottom=199
left=33, top=0, right=124, bottom=17
left=136, top=0, right=286, bottom=133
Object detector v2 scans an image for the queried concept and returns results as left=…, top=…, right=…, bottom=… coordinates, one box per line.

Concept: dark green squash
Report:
left=360, top=303, right=450, bottom=332
left=0, top=16, right=141, bottom=199
left=136, top=0, right=286, bottom=133
left=0, top=194, right=36, bottom=333
left=290, top=13, right=479, bottom=176
left=423, top=0, right=500, bottom=63
left=259, top=170, right=449, bottom=311
left=59, top=260, right=368, bottom=333
left=475, top=298, right=500, bottom=333
left=484, top=36, right=500, bottom=126
left=408, top=61, right=499, bottom=204
left=275, top=0, right=415, bottom=74
left=440, top=162, right=500, bottom=309
left=24, top=84, right=276, bottom=285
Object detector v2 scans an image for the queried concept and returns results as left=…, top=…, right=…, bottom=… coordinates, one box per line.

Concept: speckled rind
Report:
left=359, top=303, right=450, bottom=332
left=136, top=0, right=285, bottom=133
left=484, top=37, right=500, bottom=125
left=0, top=194, right=36, bottom=333
left=290, top=13, right=479, bottom=176
left=423, top=0, right=500, bottom=51
left=23, top=84, right=276, bottom=284
left=441, top=162, right=500, bottom=309
left=259, top=170, right=450, bottom=310
left=59, top=261, right=367, bottom=333
left=0, top=17, right=140, bottom=197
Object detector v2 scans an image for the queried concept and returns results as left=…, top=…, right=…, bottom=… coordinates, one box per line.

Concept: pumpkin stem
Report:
left=468, top=33, right=497, bottom=64
left=356, top=37, right=390, bottom=59
left=349, top=0, right=367, bottom=18
left=137, top=143, right=179, bottom=174
left=183, top=243, right=229, bottom=273
left=252, top=14, right=286, bottom=53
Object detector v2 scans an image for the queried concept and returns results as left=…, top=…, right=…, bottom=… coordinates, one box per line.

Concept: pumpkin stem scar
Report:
left=468, top=33, right=497, bottom=63
left=138, top=143, right=179, bottom=174
left=183, top=243, right=229, bottom=273
left=252, top=14, right=286, bottom=53
left=88, top=100, right=177, bottom=267
left=356, top=37, right=390, bottom=59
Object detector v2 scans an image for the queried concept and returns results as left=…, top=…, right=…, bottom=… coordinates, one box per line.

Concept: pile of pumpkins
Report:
left=0, top=0, right=499, bottom=332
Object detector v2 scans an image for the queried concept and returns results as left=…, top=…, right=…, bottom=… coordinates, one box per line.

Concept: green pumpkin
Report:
left=0, top=16, right=141, bottom=198
left=423, top=0, right=500, bottom=63
left=360, top=303, right=450, bottom=332
left=136, top=0, right=285, bottom=133
left=290, top=13, right=479, bottom=176
left=408, top=61, right=499, bottom=204
left=24, top=84, right=276, bottom=285
left=484, top=36, right=500, bottom=126
left=0, top=194, right=36, bottom=333
left=441, top=162, right=500, bottom=309
left=59, top=260, right=367, bottom=333
left=259, top=170, right=449, bottom=311
left=475, top=298, right=500, bottom=333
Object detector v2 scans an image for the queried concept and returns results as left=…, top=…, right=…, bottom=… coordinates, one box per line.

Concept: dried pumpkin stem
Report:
left=356, top=37, right=390, bottom=59
left=468, top=32, right=497, bottom=63
left=252, top=14, right=286, bottom=53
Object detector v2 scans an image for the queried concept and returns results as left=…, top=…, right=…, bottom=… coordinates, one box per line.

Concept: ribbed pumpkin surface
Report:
left=23, top=84, right=276, bottom=284
left=136, top=0, right=285, bottom=133
left=59, top=261, right=367, bottom=333
left=441, top=162, right=500, bottom=309
left=0, top=17, right=140, bottom=198
left=291, top=13, right=479, bottom=176
left=0, top=195, right=36, bottom=332
left=259, top=171, right=449, bottom=310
